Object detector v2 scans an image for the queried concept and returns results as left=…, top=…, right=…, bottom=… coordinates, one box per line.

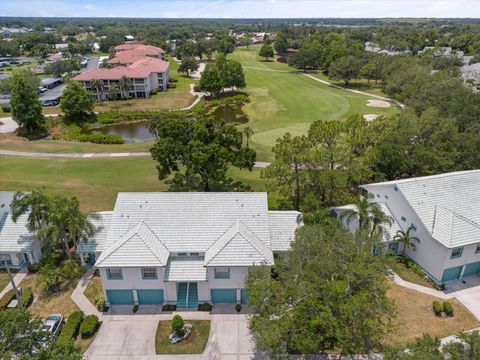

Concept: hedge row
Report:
left=433, top=300, right=454, bottom=316
left=96, top=111, right=157, bottom=124
left=79, top=315, right=99, bottom=338
left=52, top=132, right=124, bottom=144
left=56, top=310, right=84, bottom=346
left=198, top=303, right=212, bottom=311
left=206, top=94, right=249, bottom=107
left=443, top=301, right=454, bottom=316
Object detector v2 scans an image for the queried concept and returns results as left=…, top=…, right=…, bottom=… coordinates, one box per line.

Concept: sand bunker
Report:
left=363, top=114, right=379, bottom=122
left=367, top=99, right=391, bottom=108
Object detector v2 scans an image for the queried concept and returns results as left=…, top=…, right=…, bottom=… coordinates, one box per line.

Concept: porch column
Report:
left=80, top=254, right=85, bottom=266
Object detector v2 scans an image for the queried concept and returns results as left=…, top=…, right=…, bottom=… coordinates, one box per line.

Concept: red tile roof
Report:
left=114, top=44, right=165, bottom=55
left=74, top=57, right=169, bottom=81
left=106, top=53, right=150, bottom=65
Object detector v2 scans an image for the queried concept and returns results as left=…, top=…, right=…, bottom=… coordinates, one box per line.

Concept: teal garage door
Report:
left=106, top=290, right=134, bottom=305
left=211, top=289, right=237, bottom=304
left=463, top=262, right=480, bottom=277
left=441, top=266, right=463, bottom=282
left=241, top=289, right=249, bottom=304
left=137, top=289, right=164, bottom=305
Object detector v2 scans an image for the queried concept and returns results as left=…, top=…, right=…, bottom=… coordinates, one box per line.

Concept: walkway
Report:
left=0, top=267, right=27, bottom=299
left=70, top=268, right=104, bottom=319
left=0, top=117, right=19, bottom=133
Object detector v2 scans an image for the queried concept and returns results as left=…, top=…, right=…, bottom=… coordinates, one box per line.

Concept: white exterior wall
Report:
left=100, top=267, right=166, bottom=291
left=444, top=243, right=480, bottom=277
left=197, top=282, right=210, bottom=303
left=365, top=184, right=452, bottom=282
left=206, top=267, right=249, bottom=289
left=163, top=282, right=177, bottom=304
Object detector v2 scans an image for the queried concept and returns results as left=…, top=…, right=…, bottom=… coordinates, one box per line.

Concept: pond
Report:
left=92, top=103, right=248, bottom=143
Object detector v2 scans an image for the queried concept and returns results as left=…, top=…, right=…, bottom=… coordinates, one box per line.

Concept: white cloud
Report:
left=84, top=4, right=96, bottom=11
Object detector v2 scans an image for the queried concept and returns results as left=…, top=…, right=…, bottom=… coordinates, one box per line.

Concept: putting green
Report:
left=229, top=46, right=400, bottom=161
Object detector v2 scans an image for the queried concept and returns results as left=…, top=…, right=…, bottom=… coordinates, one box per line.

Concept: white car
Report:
left=41, top=314, right=64, bottom=343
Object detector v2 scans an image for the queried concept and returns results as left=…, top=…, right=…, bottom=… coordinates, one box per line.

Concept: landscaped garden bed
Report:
left=391, top=255, right=436, bottom=288
left=155, top=319, right=211, bottom=354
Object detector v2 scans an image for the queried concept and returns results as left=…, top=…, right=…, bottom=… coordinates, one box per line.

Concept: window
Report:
left=401, top=216, right=406, bottom=222
left=475, top=244, right=480, bottom=254
left=214, top=267, right=230, bottom=279
left=394, top=186, right=399, bottom=191
left=141, top=267, right=157, bottom=280
left=0, top=254, right=12, bottom=266
left=178, top=252, right=187, bottom=257
left=106, top=268, right=123, bottom=280
left=410, top=223, right=417, bottom=231
left=451, top=247, right=463, bottom=259
left=134, top=78, right=144, bottom=84
left=190, top=252, right=199, bottom=256
left=384, top=195, right=389, bottom=199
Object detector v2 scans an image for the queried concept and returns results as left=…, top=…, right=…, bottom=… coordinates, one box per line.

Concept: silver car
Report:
left=41, top=314, right=64, bottom=342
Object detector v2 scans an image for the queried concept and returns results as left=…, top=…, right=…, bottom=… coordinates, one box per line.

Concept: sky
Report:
left=1, top=0, right=479, bottom=19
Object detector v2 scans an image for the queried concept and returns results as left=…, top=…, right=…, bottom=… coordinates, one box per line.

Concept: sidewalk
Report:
left=0, top=267, right=27, bottom=298
left=71, top=268, right=104, bottom=319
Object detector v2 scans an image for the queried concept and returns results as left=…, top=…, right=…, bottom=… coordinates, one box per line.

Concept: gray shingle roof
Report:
left=77, top=211, right=113, bottom=253
left=268, top=211, right=301, bottom=251
left=362, top=170, right=480, bottom=248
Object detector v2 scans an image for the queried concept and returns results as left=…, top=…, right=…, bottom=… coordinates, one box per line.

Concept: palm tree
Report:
left=10, top=189, right=52, bottom=249
left=393, top=228, right=420, bottom=254
left=108, top=84, right=119, bottom=102
left=243, top=127, right=254, bottom=148
left=340, top=197, right=371, bottom=232
left=91, top=79, right=104, bottom=101
left=119, top=76, right=132, bottom=100
left=369, top=204, right=393, bottom=241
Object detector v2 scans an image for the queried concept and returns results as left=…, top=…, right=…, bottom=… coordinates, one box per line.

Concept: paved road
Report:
left=82, top=55, right=100, bottom=73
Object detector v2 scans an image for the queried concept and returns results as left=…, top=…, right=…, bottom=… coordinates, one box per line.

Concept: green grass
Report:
left=0, top=155, right=266, bottom=211
left=155, top=320, right=211, bottom=354
left=392, top=256, right=434, bottom=288
left=84, top=275, right=103, bottom=308
left=229, top=46, right=400, bottom=161
left=0, top=273, right=10, bottom=292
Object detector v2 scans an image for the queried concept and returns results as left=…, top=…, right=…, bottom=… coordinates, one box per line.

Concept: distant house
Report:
left=73, top=44, right=169, bottom=100
left=0, top=192, right=43, bottom=269
left=334, top=171, right=480, bottom=285
left=76, top=192, right=301, bottom=307
left=124, top=35, right=135, bottom=41
left=55, top=43, right=68, bottom=50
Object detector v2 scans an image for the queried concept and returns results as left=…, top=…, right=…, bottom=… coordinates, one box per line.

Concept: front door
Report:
left=88, top=253, right=96, bottom=267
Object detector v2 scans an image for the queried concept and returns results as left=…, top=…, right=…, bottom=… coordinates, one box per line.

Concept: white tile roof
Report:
left=0, top=213, right=35, bottom=252
left=164, top=258, right=208, bottom=282
left=204, top=220, right=274, bottom=267
left=362, top=170, right=480, bottom=248
left=95, top=221, right=169, bottom=267
left=378, top=203, right=402, bottom=242
left=77, top=211, right=113, bottom=253
left=93, top=192, right=300, bottom=268
left=268, top=211, right=301, bottom=251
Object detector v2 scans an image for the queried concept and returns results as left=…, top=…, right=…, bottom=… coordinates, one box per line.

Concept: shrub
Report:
left=52, top=132, right=124, bottom=144
left=433, top=300, right=442, bottom=316
left=198, top=303, right=212, bottom=311
left=57, top=310, right=84, bottom=344
left=171, top=315, right=184, bottom=332
left=235, top=303, right=241, bottom=313
left=0, top=289, right=15, bottom=309
left=443, top=301, right=454, bottom=316
left=169, top=77, right=178, bottom=83
left=96, top=294, right=107, bottom=311
left=28, top=263, right=42, bottom=273
left=21, top=287, right=33, bottom=308
left=60, top=261, right=84, bottom=282
left=79, top=315, right=99, bottom=338
left=162, top=304, right=176, bottom=311
left=133, top=304, right=139, bottom=313
left=1, top=104, right=11, bottom=113
left=167, top=82, right=177, bottom=89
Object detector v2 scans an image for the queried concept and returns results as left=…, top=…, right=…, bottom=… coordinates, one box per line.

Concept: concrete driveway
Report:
left=85, top=309, right=257, bottom=360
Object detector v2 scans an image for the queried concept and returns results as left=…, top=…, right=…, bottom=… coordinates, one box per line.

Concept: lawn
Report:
left=155, top=320, right=211, bottom=354
left=19, top=273, right=80, bottom=319
left=0, top=155, right=266, bottom=212
left=84, top=275, right=103, bottom=307
left=391, top=256, right=435, bottom=288
left=0, top=272, right=10, bottom=292
left=384, top=281, right=480, bottom=346
left=229, top=46, right=401, bottom=161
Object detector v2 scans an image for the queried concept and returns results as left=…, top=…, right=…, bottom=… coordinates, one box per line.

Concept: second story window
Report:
left=214, top=267, right=230, bottom=279
left=410, top=223, right=417, bottom=232
left=141, top=267, right=157, bottom=280
left=451, top=247, right=463, bottom=259
left=106, top=268, right=123, bottom=280
left=475, top=244, right=480, bottom=254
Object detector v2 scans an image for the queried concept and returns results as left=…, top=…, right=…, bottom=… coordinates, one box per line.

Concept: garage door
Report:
left=241, top=289, right=249, bottom=304
left=211, top=289, right=237, bottom=304
left=441, top=266, right=463, bottom=282
left=137, top=289, right=164, bottom=305
left=463, top=262, right=480, bottom=277
left=106, top=290, right=134, bottom=305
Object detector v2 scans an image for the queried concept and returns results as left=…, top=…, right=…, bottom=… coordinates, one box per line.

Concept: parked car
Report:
left=41, top=314, right=64, bottom=344
left=37, top=87, right=48, bottom=93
